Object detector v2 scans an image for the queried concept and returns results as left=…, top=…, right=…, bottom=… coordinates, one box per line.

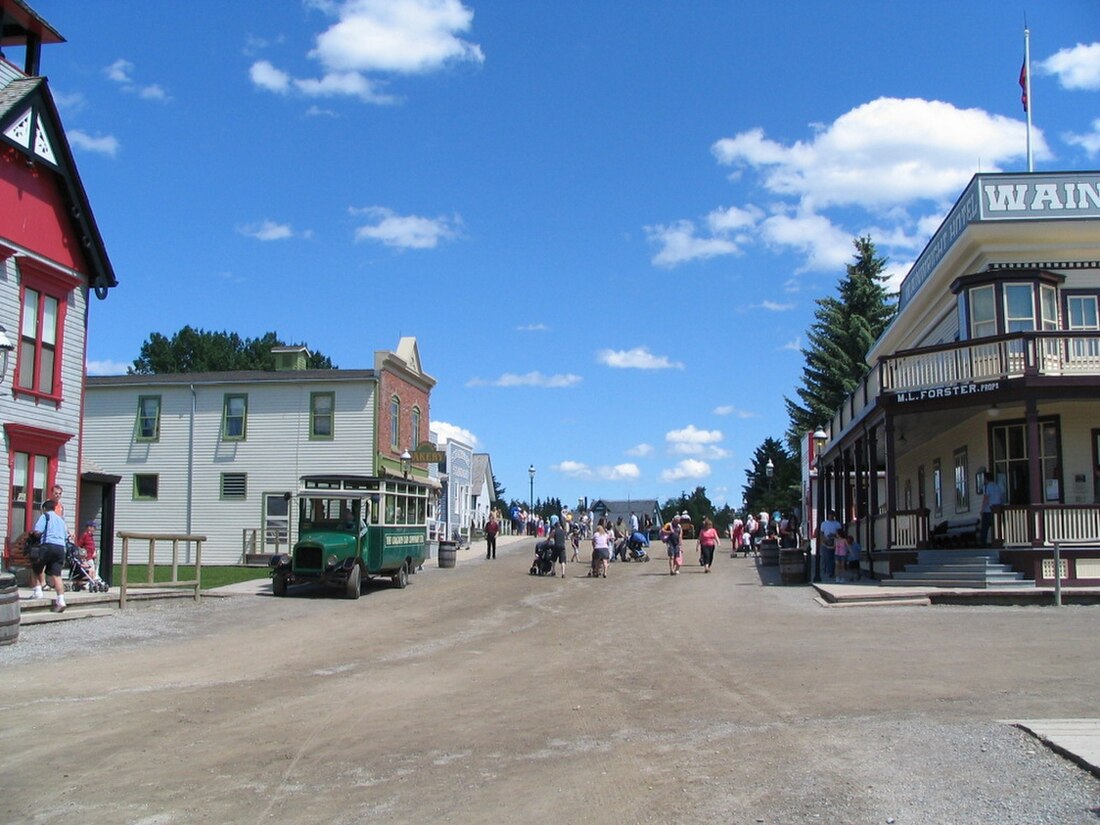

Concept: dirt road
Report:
left=3, top=541, right=1099, bottom=824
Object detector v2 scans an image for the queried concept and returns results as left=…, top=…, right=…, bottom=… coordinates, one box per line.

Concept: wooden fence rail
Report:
left=117, top=531, right=207, bottom=609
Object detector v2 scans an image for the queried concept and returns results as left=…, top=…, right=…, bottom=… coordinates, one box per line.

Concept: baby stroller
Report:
left=626, top=532, right=651, bottom=562
left=66, top=542, right=109, bottom=592
left=529, top=540, right=555, bottom=576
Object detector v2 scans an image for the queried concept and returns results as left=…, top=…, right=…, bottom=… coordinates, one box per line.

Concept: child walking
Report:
left=833, top=529, right=849, bottom=583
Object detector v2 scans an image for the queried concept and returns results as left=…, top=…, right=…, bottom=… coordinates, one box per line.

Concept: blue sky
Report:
left=26, top=0, right=1100, bottom=510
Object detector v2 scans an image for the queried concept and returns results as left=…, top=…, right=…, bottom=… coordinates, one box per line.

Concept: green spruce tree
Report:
left=785, top=236, right=895, bottom=449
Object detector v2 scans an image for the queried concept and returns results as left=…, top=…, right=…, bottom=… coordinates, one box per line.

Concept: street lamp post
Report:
left=812, top=427, right=828, bottom=583
left=528, top=464, right=536, bottom=536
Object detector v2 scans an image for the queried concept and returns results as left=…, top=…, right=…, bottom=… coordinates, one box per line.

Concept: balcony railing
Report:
left=882, top=331, right=1100, bottom=392
left=827, top=332, right=1100, bottom=441
left=877, top=505, right=1100, bottom=551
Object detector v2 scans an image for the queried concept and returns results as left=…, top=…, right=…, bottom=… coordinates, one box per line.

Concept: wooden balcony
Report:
left=882, top=331, right=1100, bottom=393
left=826, top=331, right=1100, bottom=443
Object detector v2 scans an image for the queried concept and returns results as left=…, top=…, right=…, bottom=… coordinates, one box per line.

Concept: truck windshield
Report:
left=300, top=497, right=360, bottom=532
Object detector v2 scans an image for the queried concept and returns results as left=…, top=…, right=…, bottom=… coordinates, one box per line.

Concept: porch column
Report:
left=814, top=461, right=830, bottom=582
left=884, top=416, right=897, bottom=549
left=867, top=426, right=880, bottom=553
left=1027, top=398, right=1043, bottom=546
left=854, top=435, right=866, bottom=545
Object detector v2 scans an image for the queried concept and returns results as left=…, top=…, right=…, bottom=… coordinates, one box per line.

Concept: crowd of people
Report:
left=502, top=505, right=866, bottom=584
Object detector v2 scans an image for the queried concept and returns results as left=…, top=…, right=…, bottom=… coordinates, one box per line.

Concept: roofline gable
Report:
left=0, top=76, right=117, bottom=295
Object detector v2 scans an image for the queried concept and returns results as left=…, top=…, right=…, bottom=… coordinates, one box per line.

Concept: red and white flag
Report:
left=1019, top=59, right=1028, bottom=112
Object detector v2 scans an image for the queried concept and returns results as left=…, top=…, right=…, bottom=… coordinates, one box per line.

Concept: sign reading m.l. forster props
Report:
left=894, top=381, right=1000, bottom=403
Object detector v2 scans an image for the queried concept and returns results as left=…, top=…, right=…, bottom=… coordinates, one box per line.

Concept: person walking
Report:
left=591, top=524, right=611, bottom=578
left=697, top=518, right=719, bottom=573
left=485, top=513, right=499, bottom=559
left=548, top=515, right=568, bottom=578
left=816, top=510, right=842, bottom=581
left=979, top=468, right=1004, bottom=546
left=29, top=499, right=69, bottom=612
left=665, top=515, right=684, bottom=575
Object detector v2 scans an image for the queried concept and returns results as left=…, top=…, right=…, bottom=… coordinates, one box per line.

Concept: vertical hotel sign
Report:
left=898, top=172, right=1100, bottom=311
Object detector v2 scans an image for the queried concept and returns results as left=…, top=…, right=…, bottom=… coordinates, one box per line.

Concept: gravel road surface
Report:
left=2, top=540, right=1099, bottom=824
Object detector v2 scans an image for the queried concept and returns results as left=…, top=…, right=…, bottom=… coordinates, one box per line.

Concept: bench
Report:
left=929, top=517, right=981, bottom=548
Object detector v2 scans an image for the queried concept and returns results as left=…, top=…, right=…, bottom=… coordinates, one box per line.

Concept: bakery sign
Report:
left=894, top=380, right=1000, bottom=403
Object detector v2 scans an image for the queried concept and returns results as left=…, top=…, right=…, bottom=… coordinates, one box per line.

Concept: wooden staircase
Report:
left=882, top=549, right=1033, bottom=589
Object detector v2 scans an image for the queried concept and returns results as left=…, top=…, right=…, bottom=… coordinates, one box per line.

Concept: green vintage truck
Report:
left=270, top=474, right=435, bottom=599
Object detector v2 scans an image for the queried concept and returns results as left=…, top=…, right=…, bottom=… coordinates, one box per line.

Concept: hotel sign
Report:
left=898, top=172, right=1100, bottom=311
left=894, top=380, right=1000, bottom=404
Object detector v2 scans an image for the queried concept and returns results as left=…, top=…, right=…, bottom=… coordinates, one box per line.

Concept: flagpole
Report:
left=1024, top=25, right=1033, bottom=172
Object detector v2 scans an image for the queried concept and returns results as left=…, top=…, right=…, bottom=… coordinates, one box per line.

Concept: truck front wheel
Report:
left=272, top=573, right=289, bottom=597
left=346, top=564, right=361, bottom=600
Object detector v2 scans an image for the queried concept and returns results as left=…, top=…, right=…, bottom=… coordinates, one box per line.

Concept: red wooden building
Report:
left=1, top=0, right=118, bottom=574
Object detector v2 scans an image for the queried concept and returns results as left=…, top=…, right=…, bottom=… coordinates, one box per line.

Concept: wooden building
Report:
left=1, top=0, right=118, bottom=575
left=814, top=171, right=1100, bottom=585
left=83, top=339, right=437, bottom=565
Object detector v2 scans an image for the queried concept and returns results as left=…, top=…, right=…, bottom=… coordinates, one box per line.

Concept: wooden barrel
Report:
left=0, top=572, right=20, bottom=646
left=437, top=541, right=457, bottom=569
left=759, top=538, right=780, bottom=567
left=779, top=548, right=806, bottom=584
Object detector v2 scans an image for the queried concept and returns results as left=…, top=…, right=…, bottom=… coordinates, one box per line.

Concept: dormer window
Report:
left=954, top=269, right=1064, bottom=340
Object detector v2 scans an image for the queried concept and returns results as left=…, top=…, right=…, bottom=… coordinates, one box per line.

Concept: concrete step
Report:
left=20, top=607, right=116, bottom=626
left=882, top=577, right=1035, bottom=589
left=815, top=595, right=932, bottom=608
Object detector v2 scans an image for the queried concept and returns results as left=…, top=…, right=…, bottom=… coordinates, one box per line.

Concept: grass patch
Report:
left=111, top=564, right=271, bottom=589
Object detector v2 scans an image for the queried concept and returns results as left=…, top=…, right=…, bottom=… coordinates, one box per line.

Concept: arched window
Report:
left=390, top=396, right=400, bottom=450
left=410, top=406, right=421, bottom=449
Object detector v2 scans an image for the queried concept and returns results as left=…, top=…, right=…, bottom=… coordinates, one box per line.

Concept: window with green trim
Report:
left=223, top=394, right=248, bottom=440
left=136, top=395, right=161, bottom=441
left=134, top=474, right=159, bottom=500
left=390, top=396, right=400, bottom=449
left=310, top=392, right=334, bottom=439
left=410, top=405, right=421, bottom=449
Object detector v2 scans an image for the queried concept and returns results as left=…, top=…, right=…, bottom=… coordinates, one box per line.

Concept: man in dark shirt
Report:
left=548, top=515, right=567, bottom=578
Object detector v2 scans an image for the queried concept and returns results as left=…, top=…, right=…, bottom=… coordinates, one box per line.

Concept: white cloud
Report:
left=86, top=358, right=130, bottom=376
left=311, top=0, right=484, bottom=74
left=104, top=58, right=170, bottom=102
left=1038, top=42, right=1100, bottom=91
left=251, top=0, right=483, bottom=104
left=758, top=210, right=853, bottom=273
left=517, top=323, right=549, bottom=332
left=648, top=97, right=1040, bottom=273
left=554, top=460, right=592, bottom=478
left=250, top=60, right=291, bottom=93
left=1065, top=119, right=1100, bottom=158
left=431, top=420, right=478, bottom=449
left=781, top=337, right=801, bottom=352
left=352, top=206, right=461, bottom=249
left=105, top=59, right=133, bottom=83
left=597, top=463, right=640, bottom=481
left=713, top=406, right=756, bottom=419
left=645, top=219, right=740, bottom=267
left=758, top=300, right=794, bottom=311
left=660, top=459, right=711, bottom=482
left=596, top=346, right=683, bottom=370
left=238, top=219, right=310, bottom=241
left=666, top=425, right=727, bottom=458
left=626, top=443, right=654, bottom=457
left=67, top=130, right=119, bottom=157
left=712, top=98, right=1043, bottom=210
left=466, top=371, right=583, bottom=389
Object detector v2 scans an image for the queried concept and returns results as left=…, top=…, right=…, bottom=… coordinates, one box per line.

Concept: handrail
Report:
left=117, top=531, right=207, bottom=609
